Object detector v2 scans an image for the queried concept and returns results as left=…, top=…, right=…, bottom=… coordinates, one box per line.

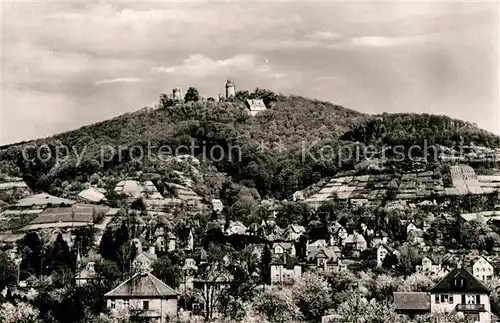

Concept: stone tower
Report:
left=173, top=87, right=182, bottom=101
left=225, top=80, right=235, bottom=99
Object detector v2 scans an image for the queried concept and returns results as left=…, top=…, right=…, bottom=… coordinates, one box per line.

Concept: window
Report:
left=440, top=294, right=449, bottom=303
left=435, top=295, right=440, bottom=304
left=454, top=278, right=464, bottom=287
left=143, top=301, right=149, bottom=310
left=110, top=300, right=116, bottom=309
left=124, top=300, right=129, bottom=308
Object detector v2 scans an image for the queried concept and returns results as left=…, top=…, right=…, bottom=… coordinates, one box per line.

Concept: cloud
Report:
left=152, top=53, right=286, bottom=79
left=1, top=1, right=497, bottom=144
left=307, top=31, right=341, bottom=41
left=350, top=35, right=427, bottom=47
left=95, top=77, right=142, bottom=85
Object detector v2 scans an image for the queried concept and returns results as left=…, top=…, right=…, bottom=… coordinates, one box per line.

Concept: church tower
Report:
left=225, top=80, right=235, bottom=99
left=173, top=87, right=182, bottom=101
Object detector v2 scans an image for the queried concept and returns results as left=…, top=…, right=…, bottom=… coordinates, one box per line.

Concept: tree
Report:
left=292, top=272, right=332, bottom=321
left=259, top=244, right=272, bottom=284
left=386, top=179, right=399, bottom=200
left=235, top=90, right=250, bottom=102
left=152, top=256, right=183, bottom=288
left=159, top=93, right=175, bottom=108
left=0, top=252, right=17, bottom=290
left=396, top=244, right=420, bottom=275
left=116, top=244, right=136, bottom=278
left=0, top=301, right=41, bottom=323
left=114, top=221, right=129, bottom=251
left=276, top=202, right=311, bottom=228
left=253, top=286, right=303, bottom=323
left=487, top=277, right=500, bottom=316
left=47, top=233, right=74, bottom=274
left=316, top=200, right=342, bottom=224
left=99, top=229, right=116, bottom=261
left=249, top=88, right=278, bottom=107
left=370, top=274, right=399, bottom=302
left=130, top=198, right=146, bottom=211
left=95, top=260, right=121, bottom=288
left=359, top=248, right=377, bottom=271
left=73, top=227, right=96, bottom=257
left=335, top=296, right=405, bottom=323
left=398, top=273, right=434, bottom=292
left=184, top=87, right=200, bottom=103
left=18, top=232, right=43, bottom=278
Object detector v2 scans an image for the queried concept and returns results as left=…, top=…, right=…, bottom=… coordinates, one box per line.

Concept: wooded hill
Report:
left=0, top=90, right=499, bottom=200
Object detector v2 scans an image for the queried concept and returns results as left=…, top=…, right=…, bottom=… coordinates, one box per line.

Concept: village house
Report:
left=472, top=256, right=494, bottom=282
left=371, top=230, right=389, bottom=246
left=416, top=256, right=446, bottom=276
left=266, top=226, right=283, bottom=241
left=224, top=221, right=248, bottom=236
left=342, top=232, right=367, bottom=251
left=377, top=245, right=398, bottom=267
left=131, top=239, right=157, bottom=273
left=167, top=232, right=176, bottom=252
left=407, top=229, right=425, bottom=246
left=407, top=222, right=419, bottom=234
left=211, top=199, right=224, bottom=213
left=104, top=272, right=179, bottom=322
left=75, top=251, right=101, bottom=286
left=270, top=252, right=302, bottom=284
left=186, top=228, right=194, bottom=251
left=429, top=265, right=491, bottom=322
left=260, top=199, right=279, bottom=227
left=329, top=222, right=348, bottom=242
left=394, top=265, right=492, bottom=322
left=282, top=224, right=306, bottom=241
left=273, top=241, right=296, bottom=257
left=245, top=99, right=267, bottom=116
left=394, top=292, right=431, bottom=316
left=179, top=257, right=198, bottom=291
left=308, top=239, right=329, bottom=248
left=306, top=246, right=340, bottom=272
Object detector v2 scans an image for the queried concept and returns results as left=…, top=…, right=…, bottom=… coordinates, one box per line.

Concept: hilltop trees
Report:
left=184, top=87, right=200, bottom=103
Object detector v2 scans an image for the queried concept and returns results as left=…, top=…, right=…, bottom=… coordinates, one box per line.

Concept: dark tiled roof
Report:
left=394, top=292, right=430, bottom=311
left=271, top=252, right=298, bottom=269
left=307, top=246, right=338, bottom=262
left=104, top=272, right=178, bottom=298
left=429, top=267, right=490, bottom=294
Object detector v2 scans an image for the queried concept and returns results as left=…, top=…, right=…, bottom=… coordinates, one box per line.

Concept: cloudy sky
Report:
left=1, top=1, right=498, bottom=144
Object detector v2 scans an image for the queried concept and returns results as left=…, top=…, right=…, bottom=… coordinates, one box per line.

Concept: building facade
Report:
left=429, top=267, right=491, bottom=323
left=473, top=256, right=494, bottom=282
left=104, top=272, right=179, bottom=323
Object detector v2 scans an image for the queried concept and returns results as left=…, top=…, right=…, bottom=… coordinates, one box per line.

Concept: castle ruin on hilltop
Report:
left=170, top=79, right=236, bottom=103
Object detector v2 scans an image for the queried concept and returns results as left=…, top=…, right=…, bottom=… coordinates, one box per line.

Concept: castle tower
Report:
left=225, top=80, right=235, bottom=98
left=173, top=87, right=182, bottom=101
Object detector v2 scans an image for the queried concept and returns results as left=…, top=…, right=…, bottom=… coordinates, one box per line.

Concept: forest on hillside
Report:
left=0, top=89, right=499, bottom=200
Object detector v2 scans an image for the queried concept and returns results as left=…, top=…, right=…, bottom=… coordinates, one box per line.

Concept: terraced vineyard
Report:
left=304, top=165, right=500, bottom=207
